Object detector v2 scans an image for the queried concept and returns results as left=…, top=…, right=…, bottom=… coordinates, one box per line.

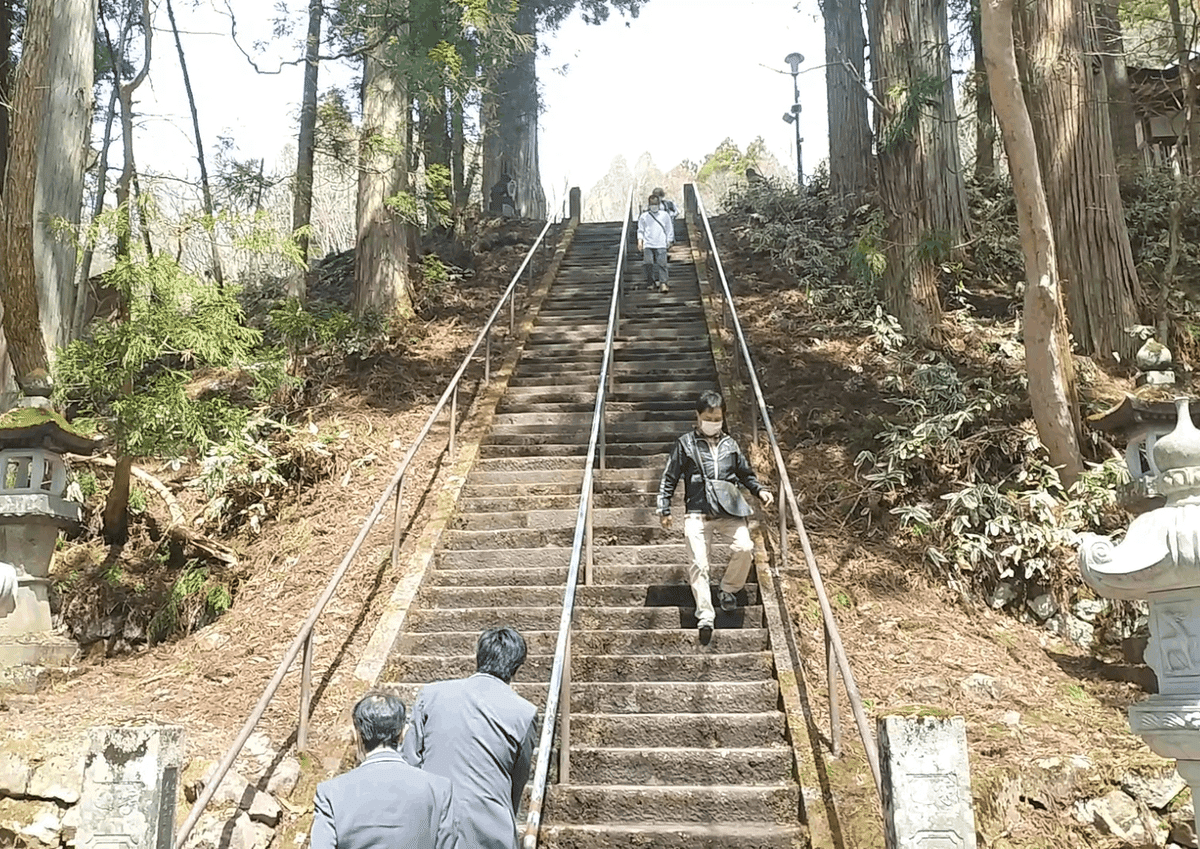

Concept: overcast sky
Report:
left=136, top=0, right=827, bottom=214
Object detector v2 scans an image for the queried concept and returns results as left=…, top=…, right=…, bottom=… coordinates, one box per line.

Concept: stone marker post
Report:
left=878, top=714, right=978, bottom=849
left=77, top=725, right=183, bottom=849
left=1079, top=396, right=1200, bottom=840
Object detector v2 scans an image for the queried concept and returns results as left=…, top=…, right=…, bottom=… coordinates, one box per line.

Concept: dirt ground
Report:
left=0, top=211, right=1174, bottom=848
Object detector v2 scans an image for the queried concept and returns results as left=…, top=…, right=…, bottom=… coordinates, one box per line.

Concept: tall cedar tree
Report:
left=823, top=0, right=874, bottom=196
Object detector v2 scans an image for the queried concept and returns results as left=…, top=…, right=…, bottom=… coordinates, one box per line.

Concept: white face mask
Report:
left=649, top=204, right=660, bottom=212
left=699, top=419, right=723, bottom=437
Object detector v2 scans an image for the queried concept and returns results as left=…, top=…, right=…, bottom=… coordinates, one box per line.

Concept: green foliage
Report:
left=268, top=298, right=387, bottom=358
left=697, top=137, right=769, bottom=184
left=55, top=221, right=280, bottom=460
left=149, top=560, right=236, bottom=643
left=128, top=488, right=148, bottom=515
left=879, top=75, right=945, bottom=153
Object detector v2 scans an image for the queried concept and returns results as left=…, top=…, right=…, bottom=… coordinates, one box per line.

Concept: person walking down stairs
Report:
left=637, top=192, right=675, bottom=294
left=657, top=390, right=774, bottom=639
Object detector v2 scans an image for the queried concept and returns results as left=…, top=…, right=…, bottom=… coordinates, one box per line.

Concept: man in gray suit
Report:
left=310, top=690, right=458, bottom=849
left=403, top=627, right=538, bottom=849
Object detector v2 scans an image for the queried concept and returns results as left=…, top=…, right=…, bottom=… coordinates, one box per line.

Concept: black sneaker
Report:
left=698, top=621, right=714, bottom=644
left=719, top=591, right=737, bottom=612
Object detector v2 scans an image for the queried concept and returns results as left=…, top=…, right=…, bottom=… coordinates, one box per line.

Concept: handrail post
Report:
left=391, top=475, right=405, bottom=570
left=598, top=410, right=606, bottom=471
left=510, top=289, right=516, bottom=334
left=558, top=629, right=572, bottom=784
left=751, top=398, right=759, bottom=445
left=485, top=330, right=491, bottom=385
left=827, top=627, right=842, bottom=757
left=449, top=387, right=458, bottom=458
left=298, top=630, right=315, bottom=751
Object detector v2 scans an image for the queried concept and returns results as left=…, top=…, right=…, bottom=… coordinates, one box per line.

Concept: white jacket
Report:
left=637, top=208, right=675, bottom=249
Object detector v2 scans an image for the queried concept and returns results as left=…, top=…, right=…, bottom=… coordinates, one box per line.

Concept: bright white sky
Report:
left=137, top=0, right=828, bottom=211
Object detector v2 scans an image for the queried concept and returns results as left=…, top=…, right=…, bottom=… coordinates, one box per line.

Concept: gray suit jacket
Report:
left=310, top=748, right=458, bottom=849
left=402, top=673, right=538, bottom=849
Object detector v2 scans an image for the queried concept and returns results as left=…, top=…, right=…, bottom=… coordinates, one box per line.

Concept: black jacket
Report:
left=657, top=430, right=765, bottom=517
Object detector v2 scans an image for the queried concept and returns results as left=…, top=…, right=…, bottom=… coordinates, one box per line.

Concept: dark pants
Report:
left=643, top=247, right=668, bottom=284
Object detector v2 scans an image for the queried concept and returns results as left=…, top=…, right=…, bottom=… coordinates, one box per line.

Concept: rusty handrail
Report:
left=174, top=218, right=557, bottom=848
left=690, top=186, right=883, bottom=797
left=522, top=186, right=635, bottom=848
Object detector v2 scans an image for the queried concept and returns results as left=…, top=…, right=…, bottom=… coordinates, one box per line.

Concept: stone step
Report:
left=477, top=443, right=668, bottom=460
left=543, top=784, right=798, bottom=825
left=431, top=562, right=709, bottom=586
left=491, top=410, right=697, bottom=427
left=488, top=423, right=685, bottom=440
left=387, top=680, right=779, bottom=715
left=455, top=492, right=648, bottom=513
left=423, top=584, right=762, bottom=609
left=565, top=746, right=793, bottom=786
left=386, top=651, right=775, bottom=683
left=537, top=823, right=806, bottom=849
left=495, top=398, right=696, bottom=415
left=398, top=628, right=770, bottom=657
left=434, top=544, right=694, bottom=569
left=450, top=506, right=658, bottom=532
left=403, top=605, right=764, bottom=633
left=463, top=468, right=587, bottom=486
left=566, top=711, right=786, bottom=748
left=441, top=526, right=672, bottom=551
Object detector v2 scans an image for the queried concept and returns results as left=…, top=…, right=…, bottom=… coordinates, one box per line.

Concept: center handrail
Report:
left=175, top=219, right=557, bottom=848
left=522, top=186, right=635, bottom=848
left=690, top=185, right=883, bottom=798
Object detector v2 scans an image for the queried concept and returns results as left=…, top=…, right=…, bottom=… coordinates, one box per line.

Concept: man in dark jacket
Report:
left=658, top=390, right=774, bottom=636
left=403, top=627, right=537, bottom=849
left=310, top=690, right=458, bottom=849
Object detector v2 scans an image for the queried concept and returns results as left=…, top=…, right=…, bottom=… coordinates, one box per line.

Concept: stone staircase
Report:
left=383, top=219, right=805, bottom=848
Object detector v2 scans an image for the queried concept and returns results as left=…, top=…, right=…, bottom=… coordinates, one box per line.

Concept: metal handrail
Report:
left=691, top=186, right=883, bottom=798
left=522, top=186, right=635, bottom=848
left=175, top=218, right=558, bottom=848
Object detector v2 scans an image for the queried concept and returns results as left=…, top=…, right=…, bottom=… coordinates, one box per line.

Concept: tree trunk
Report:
left=166, top=0, right=224, bottom=286
left=970, top=0, right=996, bottom=179
left=0, top=0, right=52, bottom=393
left=114, top=0, right=151, bottom=260
left=981, top=0, right=1083, bottom=485
left=291, top=0, right=323, bottom=299
left=354, top=41, right=413, bottom=317
left=1095, top=1, right=1140, bottom=173
left=481, top=0, right=545, bottom=219
left=866, top=0, right=970, bottom=341
left=824, top=0, right=874, bottom=196
left=73, top=71, right=120, bottom=338
left=102, top=453, right=133, bottom=545
left=0, top=0, right=13, bottom=190
left=1021, top=0, right=1142, bottom=363
left=1165, top=0, right=1199, bottom=175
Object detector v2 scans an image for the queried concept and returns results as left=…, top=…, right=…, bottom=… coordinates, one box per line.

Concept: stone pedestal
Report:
left=1079, top=397, right=1200, bottom=840
left=77, top=725, right=184, bottom=849
left=878, top=714, right=978, bottom=849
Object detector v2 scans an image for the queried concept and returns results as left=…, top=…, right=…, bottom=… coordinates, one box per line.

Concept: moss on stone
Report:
left=0, top=406, right=97, bottom=453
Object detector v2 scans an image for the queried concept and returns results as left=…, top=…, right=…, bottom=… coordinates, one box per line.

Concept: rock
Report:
left=990, top=582, right=1017, bottom=610
left=1170, top=802, right=1196, bottom=848
left=22, top=805, right=61, bottom=848
left=1058, top=615, right=1096, bottom=649
left=999, top=710, right=1021, bottom=728
left=27, top=752, right=83, bottom=804
left=252, top=821, right=276, bottom=849
left=195, top=763, right=282, bottom=827
left=236, top=731, right=277, bottom=781
left=899, top=676, right=950, bottom=702
left=0, top=752, right=31, bottom=796
left=960, top=672, right=1003, bottom=702
left=184, top=812, right=259, bottom=849
left=1091, top=789, right=1153, bottom=845
left=0, top=800, right=62, bottom=849
left=266, top=756, right=302, bottom=798
left=1073, top=598, right=1109, bottom=623
left=1028, top=593, right=1058, bottom=621
left=1123, top=770, right=1188, bottom=811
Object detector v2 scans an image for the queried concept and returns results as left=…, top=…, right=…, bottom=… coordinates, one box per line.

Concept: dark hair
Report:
left=476, top=627, right=527, bottom=682
left=352, top=690, right=406, bottom=751
left=696, top=390, right=725, bottom=416
left=652, top=187, right=665, bottom=198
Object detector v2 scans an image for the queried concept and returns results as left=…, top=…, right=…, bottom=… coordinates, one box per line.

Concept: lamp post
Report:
left=782, top=52, right=804, bottom=187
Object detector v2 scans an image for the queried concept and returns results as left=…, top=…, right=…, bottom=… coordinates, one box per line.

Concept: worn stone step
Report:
left=433, top=543, right=696, bottom=570
left=441, top=526, right=665, bottom=550
left=566, top=746, right=793, bottom=786
left=538, top=822, right=806, bottom=849
left=451, top=507, right=657, bottom=532
left=544, top=784, right=798, bottom=825
left=567, top=712, right=786, bottom=749
left=424, top=583, right=761, bottom=609
left=478, top=443, right=669, bottom=460
left=386, top=651, right=775, bottom=684
left=431, top=562, right=700, bottom=586
left=472, top=456, right=591, bottom=473
left=491, top=411, right=695, bottom=427
left=455, top=492, right=648, bottom=513
left=464, top=468, right=586, bottom=486
left=397, top=628, right=770, bottom=656
left=403, top=605, right=764, bottom=633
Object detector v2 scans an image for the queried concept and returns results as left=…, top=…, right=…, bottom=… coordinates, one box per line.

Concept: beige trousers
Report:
left=682, top=514, right=754, bottom=628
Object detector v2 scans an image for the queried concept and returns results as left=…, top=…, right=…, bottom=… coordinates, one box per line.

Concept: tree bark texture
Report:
left=482, top=0, right=545, bottom=219
left=1094, top=1, right=1140, bottom=172
left=291, top=0, right=323, bottom=297
left=824, top=0, right=874, bottom=196
left=981, top=0, right=1083, bottom=485
left=0, top=0, right=12, bottom=191
left=354, top=43, right=413, bottom=317
left=1165, top=0, right=1199, bottom=175
left=0, top=0, right=52, bottom=392
left=166, top=0, right=224, bottom=287
left=1020, top=0, right=1142, bottom=363
left=970, top=2, right=996, bottom=179
left=115, top=0, right=152, bottom=259
left=866, top=0, right=969, bottom=341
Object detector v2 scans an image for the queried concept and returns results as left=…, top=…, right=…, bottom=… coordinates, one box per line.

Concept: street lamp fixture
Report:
left=782, top=52, right=804, bottom=187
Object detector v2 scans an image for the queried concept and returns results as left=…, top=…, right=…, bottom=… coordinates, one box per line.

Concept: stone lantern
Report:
left=1079, top=396, right=1200, bottom=836
left=0, top=405, right=97, bottom=674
